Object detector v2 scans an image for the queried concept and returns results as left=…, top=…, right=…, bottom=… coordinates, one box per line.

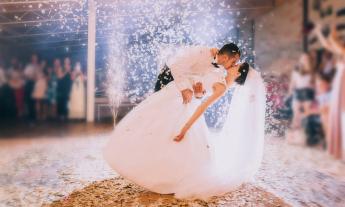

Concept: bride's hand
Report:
left=174, top=133, right=185, bottom=142
left=174, top=125, right=189, bottom=142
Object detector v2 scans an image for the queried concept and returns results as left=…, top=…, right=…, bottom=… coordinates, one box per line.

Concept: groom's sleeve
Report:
left=169, top=47, right=208, bottom=91
left=170, top=61, right=193, bottom=91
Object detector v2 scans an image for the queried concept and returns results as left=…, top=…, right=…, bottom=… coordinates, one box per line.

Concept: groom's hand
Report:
left=181, top=89, right=193, bottom=104
left=193, top=82, right=206, bottom=99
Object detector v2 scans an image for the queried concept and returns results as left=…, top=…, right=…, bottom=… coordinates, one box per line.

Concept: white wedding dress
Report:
left=102, top=68, right=266, bottom=199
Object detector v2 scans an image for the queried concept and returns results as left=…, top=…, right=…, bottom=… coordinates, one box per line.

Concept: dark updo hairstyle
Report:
left=219, top=43, right=241, bottom=57
left=235, top=62, right=250, bottom=85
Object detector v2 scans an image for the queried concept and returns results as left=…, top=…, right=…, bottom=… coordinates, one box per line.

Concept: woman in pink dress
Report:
left=315, top=24, right=345, bottom=161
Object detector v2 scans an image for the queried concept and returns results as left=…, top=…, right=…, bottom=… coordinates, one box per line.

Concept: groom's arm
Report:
left=169, top=46, right=212, bottom=91
left=169, top=47, right=212, bottom=103
left=169, top=55, right=196, bottom=91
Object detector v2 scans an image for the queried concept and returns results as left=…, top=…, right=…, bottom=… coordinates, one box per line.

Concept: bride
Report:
left=102, top=62, right=266, bottom=199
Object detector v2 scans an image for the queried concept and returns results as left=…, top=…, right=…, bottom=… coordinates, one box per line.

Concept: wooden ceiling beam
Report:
left=0, top=0, right=81, bottom=6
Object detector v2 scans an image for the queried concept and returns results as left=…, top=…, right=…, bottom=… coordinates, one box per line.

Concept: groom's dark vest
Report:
left=154, top=64, right=174, bottom=92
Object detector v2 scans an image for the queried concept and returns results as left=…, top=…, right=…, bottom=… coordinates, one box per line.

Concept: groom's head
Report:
left=216, top=43, right=241, bottom=69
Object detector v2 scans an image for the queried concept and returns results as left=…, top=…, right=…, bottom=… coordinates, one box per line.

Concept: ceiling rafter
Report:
left=0, top=0, right=284, bottom=51
left=0, top=5, right=271, bottom=27
left=0, top=16, right=85, bottom=26
left=0, top=13, right=21, bottom=36
left=0, top=27, right=124, bottom=39
left=0, top=0, right=82, bottom=6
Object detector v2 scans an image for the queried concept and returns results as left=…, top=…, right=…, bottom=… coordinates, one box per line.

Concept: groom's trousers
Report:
left=154, top=64, right=174, bottom=92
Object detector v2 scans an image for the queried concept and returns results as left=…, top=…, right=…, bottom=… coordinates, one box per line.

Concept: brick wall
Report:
left=308, top=0, right=345, bottom=50
left=254, top=0, right=303, bottom=74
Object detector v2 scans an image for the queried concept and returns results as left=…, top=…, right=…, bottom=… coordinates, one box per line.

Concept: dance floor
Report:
left=0, top=122, right=344, bottom=207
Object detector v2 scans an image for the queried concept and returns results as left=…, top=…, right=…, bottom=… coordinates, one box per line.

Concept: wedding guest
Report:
left=24, top=54, right=40, bottom=120
left=8, top=69, right=25, bottom=117
left=32, top=71, right=47, bottom=120
left=315, top=23, right=345, bottom=160
left=0, top=65, right=6, bottom=87
left=289, top=53, right=316, bottom=129
left=318, top=51, right=336, bottom=82
left=0, top=65, right=16, bottom=118
left=39, top=60, right=47, bottom=74
left=56, top=58, right=72, bottom=121
left=69, top=62, right=85, bottom=119
left=7, top=57, right=21, bottom=77
left=64, top=57, right=72, bottom=75
left=0, top=65, right=8, bottom=118
left=45, top=65, right=58, bottom=119
left=315, top=72, right=332, bottom=140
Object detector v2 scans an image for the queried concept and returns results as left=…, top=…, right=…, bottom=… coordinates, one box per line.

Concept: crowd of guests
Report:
left=0, top=54, right=86, bottom=122
left=284, top=50, right=334, bottom=145
left=276, top=23, right=345, bottom=161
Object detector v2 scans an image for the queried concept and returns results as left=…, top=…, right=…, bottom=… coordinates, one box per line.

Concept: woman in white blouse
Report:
left=289, top=53, right=316, bottom=128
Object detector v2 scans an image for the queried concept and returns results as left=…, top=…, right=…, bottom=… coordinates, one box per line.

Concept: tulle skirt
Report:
left=103, top=73, right=265, bottom=199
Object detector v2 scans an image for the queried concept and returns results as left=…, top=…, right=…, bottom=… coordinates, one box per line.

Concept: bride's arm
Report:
left=174, top=83, right=226, bottom=142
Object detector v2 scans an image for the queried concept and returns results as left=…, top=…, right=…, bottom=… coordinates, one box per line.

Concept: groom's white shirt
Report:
left=166, top=46, right=215, bottom=91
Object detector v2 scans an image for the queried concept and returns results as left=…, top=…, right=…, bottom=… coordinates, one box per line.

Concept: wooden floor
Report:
left=0, top=122, right=344, bottom=206
left=0, top=119, right=113, bottom=139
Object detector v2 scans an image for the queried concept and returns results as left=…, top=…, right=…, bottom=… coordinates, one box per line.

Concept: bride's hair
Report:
left=235, top=62, right=249, bottom=85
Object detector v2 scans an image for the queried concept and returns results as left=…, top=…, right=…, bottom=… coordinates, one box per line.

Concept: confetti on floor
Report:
left=1, top=126, right=344, bottom=207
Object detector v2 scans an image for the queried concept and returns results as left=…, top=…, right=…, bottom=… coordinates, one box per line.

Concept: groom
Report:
left=154, top=43, right=241, bottom=104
